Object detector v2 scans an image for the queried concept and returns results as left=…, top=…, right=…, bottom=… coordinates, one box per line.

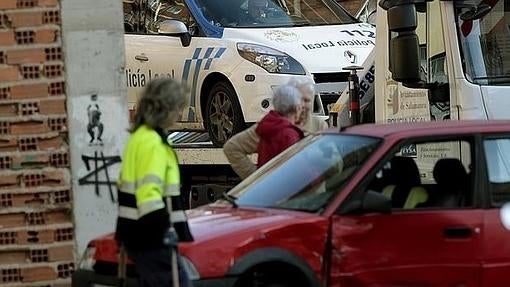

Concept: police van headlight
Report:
left=237, top=43, right=305, bottom=75
left=180, top=256, right=200, bottom=280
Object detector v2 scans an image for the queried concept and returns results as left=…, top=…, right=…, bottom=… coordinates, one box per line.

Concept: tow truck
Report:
left=333, top=0, right=510, bottom=126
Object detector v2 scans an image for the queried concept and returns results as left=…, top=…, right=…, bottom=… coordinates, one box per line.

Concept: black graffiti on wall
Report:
left=78, top=151, right=121, bottom=203
left=87, top=94, right=104, bottom=146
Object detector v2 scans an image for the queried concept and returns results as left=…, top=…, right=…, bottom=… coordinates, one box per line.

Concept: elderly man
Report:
left=256, top=84, right=303, bottom=167
left=223, top=78, right=327, bottom=178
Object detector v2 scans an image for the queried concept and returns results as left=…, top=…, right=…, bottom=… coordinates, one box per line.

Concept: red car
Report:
left=73, top=120, right=510, bottom=287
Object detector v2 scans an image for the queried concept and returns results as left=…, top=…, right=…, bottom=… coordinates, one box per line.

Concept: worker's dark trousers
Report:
left=127, top=247, right=192, bottom=287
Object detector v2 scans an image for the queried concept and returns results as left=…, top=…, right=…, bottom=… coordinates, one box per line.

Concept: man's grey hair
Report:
left=287, top=77, right=315, bottom=95
left=272, top=84, right=301, bottom=116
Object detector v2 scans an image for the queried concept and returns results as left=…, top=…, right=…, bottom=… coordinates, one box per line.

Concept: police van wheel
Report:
left=205, top=81, right=245, bottom=147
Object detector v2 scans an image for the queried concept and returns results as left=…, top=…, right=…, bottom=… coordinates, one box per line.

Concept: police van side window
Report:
left=123, top=0, right=198, bottom=35
left=484, top=137, right=510, bottom=207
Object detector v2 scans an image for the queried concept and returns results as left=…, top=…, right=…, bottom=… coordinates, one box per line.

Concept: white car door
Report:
left=125, top=33, right=192, bottom=116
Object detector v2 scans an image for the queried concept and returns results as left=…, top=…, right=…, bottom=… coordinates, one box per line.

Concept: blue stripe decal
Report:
left=204, top=58, right=214, bottom=70
left=203, top=47, right=214, bottom=59
left=188, top=58, right=203, bottom=121
left=192, top=48, right=202, bottom=59
left=181, top=59, right=192, bottom=83
left=214, top=47, right=227, bottom=58
left=202, top=48, right=215, bottom=70
left=204, top=48, right=227, bottom=70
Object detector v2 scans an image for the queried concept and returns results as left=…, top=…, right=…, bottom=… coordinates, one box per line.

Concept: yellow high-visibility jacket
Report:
left=115, top=125, right=191, bottom=249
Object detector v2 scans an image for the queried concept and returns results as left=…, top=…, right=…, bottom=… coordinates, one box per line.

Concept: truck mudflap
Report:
left=72, top=269, right=238, bottom=287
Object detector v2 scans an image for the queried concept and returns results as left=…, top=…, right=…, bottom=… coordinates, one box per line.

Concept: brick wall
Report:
left=0, top=0, right=74, bottom=286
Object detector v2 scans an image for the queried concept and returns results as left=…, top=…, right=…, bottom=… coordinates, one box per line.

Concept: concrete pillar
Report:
left=61, top=0, right=128, bottom=257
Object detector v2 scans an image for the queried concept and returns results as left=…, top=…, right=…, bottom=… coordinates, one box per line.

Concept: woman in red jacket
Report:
left=256, top=84, right=304, bottom=167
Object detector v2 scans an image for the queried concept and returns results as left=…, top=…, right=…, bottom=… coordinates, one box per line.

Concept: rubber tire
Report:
left=204, top=81, right=245, bottom=147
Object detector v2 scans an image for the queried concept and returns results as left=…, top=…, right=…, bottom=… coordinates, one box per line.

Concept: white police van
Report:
left=123, top=0, right=374, bottom=146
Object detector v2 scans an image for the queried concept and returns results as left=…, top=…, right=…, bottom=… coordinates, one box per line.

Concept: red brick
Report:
left=21, top=266, right=57, bottom=282
left=53, top=189, right=71, bottom=204
left=0, top=213, right=24, bottom=228
left=12, top=153, right=49, bottom=169
left=0, top=267, right=21, bottom=283
left=48, top=81, right=65, bottom=96
left=0, top=0, right=17, bottom=9
left=38, top=135, right=62, bottom=150
left=0, top=138, right=17, bottom=152
left=35, top=28, right=56, bottom=43
left=0, top=174, right=19, bottom=189
left=0, top=121, right=9, bottom=135
left=17, top=229, right=54, bottom=244
left=40, top=98, right=65, bottom=114
left=45, top=210, right=70, bottom=224
left=23, top=172, right=43, bottom=187
left=43, top=10, right=60, bottom=25
left=0, top=230, right=18, bottom=245
left=44, top=169, right=66, bottom=185
left=0, top=250, right=25, bottom=264
left=0, top=29, right=15, bottom=45
left=30, top=248, right=50, bottom=262
left=0, top=154, right=12, bottom=168
left=7, top=11, right=44, bottom=28
left=0, top=86, right=11, bottom=99
left=38, top=0, right=59, bottom=7
left=18, top=136, right=37, bottom=151
left=0, top=103, right=17, bottom=117
left=17, top=101, right=40, bottom=116
left=49, top=245, right=73, bottom=261
left=17, top=0, right=38, bottom=8
left=6, top=48, right=45, bottom=64
left=11, top=192, right=49, bottom=207
left=0, top=66, right=20, bottom=82
left=48, top=116, right=67, bottom=132
left=11, top=83, right=48, bottom=99
left=10, top=120, right=50, bottom=134
left=56, top=262, right=74, bottom=279
left=54, top=227, right=73, bottom=242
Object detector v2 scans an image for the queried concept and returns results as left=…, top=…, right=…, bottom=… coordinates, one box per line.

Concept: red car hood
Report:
left=185, top=202, right=319, bottom=243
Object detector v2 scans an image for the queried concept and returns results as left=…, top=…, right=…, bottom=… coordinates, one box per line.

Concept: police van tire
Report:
left=205, top=81, right=245, bottom=147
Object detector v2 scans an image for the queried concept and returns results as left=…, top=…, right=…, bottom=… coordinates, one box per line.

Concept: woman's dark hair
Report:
left=131, top=78, right=186, bottom=132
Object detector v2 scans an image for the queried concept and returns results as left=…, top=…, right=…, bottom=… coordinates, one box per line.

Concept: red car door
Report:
left=329, top=138, right=484, bottom=287
left=480, top=136, right=510, bottom=287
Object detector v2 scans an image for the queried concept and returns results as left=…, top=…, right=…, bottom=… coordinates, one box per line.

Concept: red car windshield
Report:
left=229, top=134, right=381, bottom=213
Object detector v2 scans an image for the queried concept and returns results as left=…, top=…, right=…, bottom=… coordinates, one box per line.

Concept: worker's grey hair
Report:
left=287, top=77, right=315, bottom=96
left=131, top=78, right=187, bottom=132
left=272, top=84, right=302, bottom=116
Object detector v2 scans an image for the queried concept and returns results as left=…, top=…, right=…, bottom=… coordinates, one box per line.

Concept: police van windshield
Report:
left=455, top=0, right=510, bottom=85
left=195, top=0, right=356, bottom=28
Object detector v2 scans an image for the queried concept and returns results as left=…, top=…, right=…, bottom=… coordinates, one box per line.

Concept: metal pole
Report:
left=343, top=65, right=364, bottom=126
left=117, top=245, right=127, bottom=287
left=164, top=197, right=181, bottom=287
